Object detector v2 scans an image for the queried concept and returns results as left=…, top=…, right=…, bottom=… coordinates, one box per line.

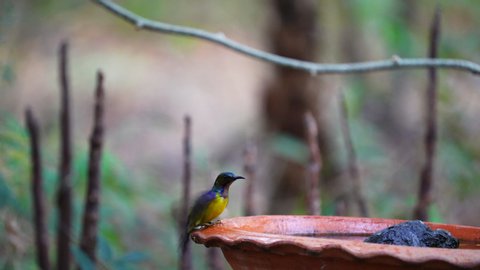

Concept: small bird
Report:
left=180, top=172, right=245, bottom=251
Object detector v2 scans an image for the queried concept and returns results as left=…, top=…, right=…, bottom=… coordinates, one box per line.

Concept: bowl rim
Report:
left=191, top=215, right=480, bottom=268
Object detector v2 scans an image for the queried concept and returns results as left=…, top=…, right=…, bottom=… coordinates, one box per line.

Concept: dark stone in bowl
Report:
left=364, top=220, right=459, bottom=248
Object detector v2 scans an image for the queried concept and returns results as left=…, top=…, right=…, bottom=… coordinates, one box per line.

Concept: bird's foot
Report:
left=206, top=219, right=222, bottom=226
left=193, top=220, right=222, bottom=231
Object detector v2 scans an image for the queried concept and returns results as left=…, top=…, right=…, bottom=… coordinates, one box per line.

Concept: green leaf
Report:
left=98, top=236, right=114, bottom=263
left=114, top=251, right=149, bottom=265
left=72, top=247, right=95, bottom=270
left=428, top=205, right=444, bottom=223
left=269, top=134, right=308, bottom=164
left=0, top=172, right=13, bottom=209
left=2, top=64, right=15, bottom=84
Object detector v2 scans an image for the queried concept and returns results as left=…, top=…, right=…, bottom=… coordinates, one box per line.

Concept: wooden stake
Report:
left=26, top=108, right=51, bottom=270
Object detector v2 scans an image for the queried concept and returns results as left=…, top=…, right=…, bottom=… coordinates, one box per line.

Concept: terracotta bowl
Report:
left=191, top=215, right=480, bottom=270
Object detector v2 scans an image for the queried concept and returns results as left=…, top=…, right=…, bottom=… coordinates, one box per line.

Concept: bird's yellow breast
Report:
left=201, top=194, right=228, bottom=224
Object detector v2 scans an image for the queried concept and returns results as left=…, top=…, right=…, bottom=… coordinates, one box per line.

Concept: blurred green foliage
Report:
left=0, top=114, right=31, bottom=216
left=440, top=141, right=480, bottom=198
left=1, top=64, right=15, bottom=85
left=0, top=115, right=156, bottom=269
left=270, top=134, right=309, bottom=164
left=336, top=0, right=480, bottom=224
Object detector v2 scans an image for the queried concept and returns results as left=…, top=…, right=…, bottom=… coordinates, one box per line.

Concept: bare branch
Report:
left=242, top=141, right=257, bottom=216
left=26, top=108, right=51, bottom=270
left=414, top=7, right=441, bottom=221
left=57, top=41, right=73, bottom=270
left=93, top=0, right=480, bottom=75
left=304, top=112, right=321, bottom=216
left=338, top=92, right=369, bottom=217
left=207, top=248, right=224, bottom=270
left=80, top=71, right=105, bottom=264
left=179, top=115, right=192, bottom=270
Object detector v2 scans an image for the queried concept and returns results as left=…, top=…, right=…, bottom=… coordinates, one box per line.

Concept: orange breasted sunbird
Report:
left=180, top=172, right=245, bottom=251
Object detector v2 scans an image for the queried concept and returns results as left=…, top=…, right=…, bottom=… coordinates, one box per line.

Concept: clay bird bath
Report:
left=191, top=215, right=480, bottom=270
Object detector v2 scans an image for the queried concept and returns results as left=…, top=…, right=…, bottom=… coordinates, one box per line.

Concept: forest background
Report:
left=1, top=0, right=479, bottom=269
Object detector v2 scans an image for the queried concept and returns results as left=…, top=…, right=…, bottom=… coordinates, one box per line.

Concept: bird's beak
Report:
left=234, top=175, right=245, bottom=180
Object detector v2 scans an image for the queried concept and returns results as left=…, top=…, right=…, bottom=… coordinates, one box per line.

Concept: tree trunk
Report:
left=263, top=0, right=347, bottom=214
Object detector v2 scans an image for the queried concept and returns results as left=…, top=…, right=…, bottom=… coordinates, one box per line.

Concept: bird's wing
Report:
left=181, top=190, right=218, bottom=254
left=187, top=190, right=217, bottom=231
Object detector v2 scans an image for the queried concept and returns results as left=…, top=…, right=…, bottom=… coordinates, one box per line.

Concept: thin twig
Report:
left=92, top=0, right=480, bottom=75
left=242, top=141, right=257, bottom=216
left=207, top=248, right=224, bottom=270
left=80, top=71, right=105, bottom=264
left=304, top=112, right=321, bottom=216
left=57, top=41, right=73, bottom=270
left=26, top=108, right=51, bottom=270
left=179, top=115, right=192, bottom=270
left=60, top=228, right=111, bottom=270
left=414, top=7, right=441, bottom=221
left=338, top=92, right=369, bottom=217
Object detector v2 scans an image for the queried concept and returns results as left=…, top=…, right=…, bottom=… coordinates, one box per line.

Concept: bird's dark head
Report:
left=213, top=172, right=245, bottom=189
